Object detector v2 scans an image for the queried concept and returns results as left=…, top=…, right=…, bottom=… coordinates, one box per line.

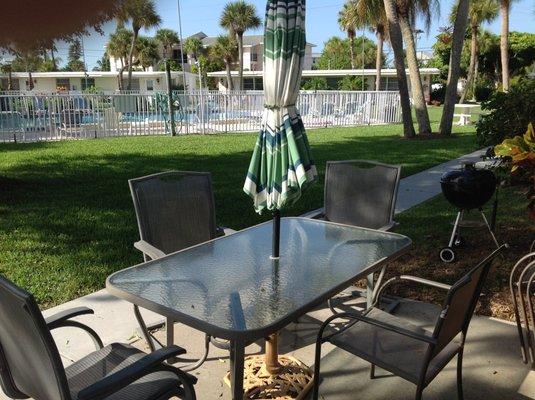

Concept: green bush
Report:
left=476, top=78, right=535, bottom=146
left=474, top=80, right=494, bottom=102
left=301, top=77, right=329, bottom=91
left=338, top=76, right=368, bottom=91
left=431, top=85, right=446, bottom=103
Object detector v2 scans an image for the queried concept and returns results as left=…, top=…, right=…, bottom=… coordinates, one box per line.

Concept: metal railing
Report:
left=0, top=90, right=401, bottom=143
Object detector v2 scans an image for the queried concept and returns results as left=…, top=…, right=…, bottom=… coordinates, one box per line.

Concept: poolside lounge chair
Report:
left=302, top=160, right=402, bottom=306
left=0, top=275, right=197, bottom=400
left=313, top=245, right=507, bottom=400
left=128, top=171, right=235, bottom=371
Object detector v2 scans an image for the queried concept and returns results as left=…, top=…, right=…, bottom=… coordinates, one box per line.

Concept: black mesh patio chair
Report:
left=313, top=245, right=507, bottom=400
left=129, top=171, right=235, bottom=371
left=302, top=160, right=401, bottom=307
left=0, top=275, right=197, bottom=400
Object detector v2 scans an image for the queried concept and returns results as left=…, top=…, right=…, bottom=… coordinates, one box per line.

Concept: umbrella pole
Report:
left=272, top=210, right=281, bottom=259
left=265, top=333, right=281, bottom=374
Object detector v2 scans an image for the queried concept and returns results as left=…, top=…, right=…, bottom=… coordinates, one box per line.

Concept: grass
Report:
left=0, top=106, right=481, bottom=307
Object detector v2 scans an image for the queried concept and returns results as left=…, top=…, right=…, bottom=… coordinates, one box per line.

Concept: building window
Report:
left=121, top=78, right=140, bottom=91
left=0, top=78, right=19, bottom=90
left=81, top=78, right=95, bottom=91
left=251, top=53, right=258, bottom=62
left=146, top=79, right=154, bottom=91
left=243, top=78, right=255, bottom=90
left=56, top=78, right=71, bottom=91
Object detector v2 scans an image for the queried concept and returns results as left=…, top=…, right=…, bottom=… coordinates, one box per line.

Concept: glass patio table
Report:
left=107, top=217, right=411, bottom=399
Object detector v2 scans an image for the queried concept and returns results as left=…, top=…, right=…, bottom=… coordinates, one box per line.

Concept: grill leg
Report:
left=449, top=211, right=463, bottom=248
left=480, top=210, right=500, bottom=248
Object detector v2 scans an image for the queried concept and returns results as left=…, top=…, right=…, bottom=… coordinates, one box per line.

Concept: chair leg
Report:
left=370, top=364, right=376, bottom=379
left=414, top=386, right=423, bottom=400
left=457, top=349, right=464, bottom=400
left=312, top=339, right=323, bottom=400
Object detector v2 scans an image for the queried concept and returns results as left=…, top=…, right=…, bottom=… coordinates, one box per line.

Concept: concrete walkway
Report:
left=3, top=148, right=534, bottom=400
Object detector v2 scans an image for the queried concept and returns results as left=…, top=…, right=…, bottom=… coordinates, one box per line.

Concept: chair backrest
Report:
left=129, top=171, right=217, bottom=255
left=431, top=245, right=506, bottom=356
left=0, top=275, right=70, bottom=400
left=324, top=160, right=401, bottom=230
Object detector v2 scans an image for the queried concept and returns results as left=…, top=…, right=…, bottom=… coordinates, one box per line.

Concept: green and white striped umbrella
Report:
left=243, top=0, right=317, bottom=213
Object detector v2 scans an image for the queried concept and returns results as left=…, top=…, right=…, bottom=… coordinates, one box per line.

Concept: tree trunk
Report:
left=28, top=70, right=34, bottom=90
left=127, top=28, right=139, bottom=90
left=50, top=47, right=57, bottom=71
left=382, top=0, right=415, bottom=138
left=500, top=0, right=510, bottom=91
left=375, top=33, right=383, bottom=91
left=225, top=61, right=234, bottom=91
left=398, top=14, right=431, bottom=135
left=165, top=59, right=176, bottom=136
left=349, top=35, right=356, bottom=69
left=237, top=32, right=244, bottom=91
left=7, top=68, right=12, bottom=90
left=460, top=25, right=478, bottom=104
left=439, top=0, right=470, bottom=136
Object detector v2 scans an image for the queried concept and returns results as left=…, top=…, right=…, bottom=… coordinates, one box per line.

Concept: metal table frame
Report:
left=107, top=218, right=411, bottom=399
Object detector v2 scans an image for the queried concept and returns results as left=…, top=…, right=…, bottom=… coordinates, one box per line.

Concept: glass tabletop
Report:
left=107, top=217, right=411, bottom=340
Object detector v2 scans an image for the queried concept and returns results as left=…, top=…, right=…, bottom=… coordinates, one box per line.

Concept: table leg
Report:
left=230, top=340, right=245, bottom=400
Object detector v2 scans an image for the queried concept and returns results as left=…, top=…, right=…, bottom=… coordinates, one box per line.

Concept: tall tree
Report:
left=0, top=63, right=13, bottom=90
left=11, top=48, right=43, bottom=90
left=338, top=1, right=358, bottom=69
left=383, top=0, right=416, bottom=138
left=439, top=0, right=470, bottom=136
left=107, top=27, right=133, bottom=90
left=457, top=0, right=498, bottom=103
left=211, top=35, right=238, bottom=90
left=499, top=0, right=516, bottom=91
left=220, top=0, right=261, bottom=90
left=316, top=36, right=377, bottom=70
left=395, top=0, right=438, bottom=135
left=155, top=28, right=180, bottom=61
left=354, top=0, right=389, bottom=90
left=183, top=37, right=204, bottom=63
left=65, top=39, right=85, bottom=71
left=94, top=51, right=111, bottom=71
left=135, top=37, right=160, bottom=70
left=117, top=0, right=161, bottom=90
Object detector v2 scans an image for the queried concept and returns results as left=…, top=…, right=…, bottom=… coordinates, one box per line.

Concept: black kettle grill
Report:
left=439, top=161, right=501, bottom=263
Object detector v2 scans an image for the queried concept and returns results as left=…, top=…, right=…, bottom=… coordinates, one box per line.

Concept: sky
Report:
left=60, top=0, right=535, bottom=70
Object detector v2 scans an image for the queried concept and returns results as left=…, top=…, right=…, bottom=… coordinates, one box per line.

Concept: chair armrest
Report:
left=134, top=240, right=166, bottom=260
left=300, top=207, right=325, bottom=219
left=77, top=345, right=195, bottom=400
left=216, top=226, right=236, bottom=237
left=372, top=275, right=451, bottom=306
left=378, top=221, right=398, bottom=232
left=320, top=312, right=437, bottom=345
left=45, top=307, right=95, bottom=329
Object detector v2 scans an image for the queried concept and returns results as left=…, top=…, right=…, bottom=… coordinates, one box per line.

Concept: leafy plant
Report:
left=476, top=78, right=535, bottom=146
left=338, top=75, right=368, bottom=91
left=473, top=78, right=494, bottom=102
left=494, top=123, right=535, bottom=219
left=301, top=77, right=329, bottom=91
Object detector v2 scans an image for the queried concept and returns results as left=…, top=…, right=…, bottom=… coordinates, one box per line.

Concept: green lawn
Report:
left=0, top=107, right=480, bottom=307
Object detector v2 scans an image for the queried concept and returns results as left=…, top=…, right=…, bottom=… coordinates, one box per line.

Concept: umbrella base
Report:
left=224, top=355, right=314, bottom=399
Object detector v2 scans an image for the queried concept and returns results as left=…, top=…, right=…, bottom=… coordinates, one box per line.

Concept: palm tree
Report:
left=107, top=27, right=133, bottom=90
left=220, top=0, right=261, bottom=90
left=211, top=35, right=238, bottom=90
left=0, top=63, right=13, bottom=90
left=117, top=0, right=161, bottom=90
left=354, top=0, right=389, bottom=90
left=499, top=0, right=517, bottom=91
left=439, top=0, right=470, bottom=136
left=394, top=0, right=439, bottom=135
left=183, top=37, right=204, bottom=63
left=383, top=0, right=415, bottom=138
left=338, top=1, right=358, bottom=69
left=136, top=37, right=160, bottom=71
left=457, top=0, right=498, bottom=103
left=155, top=28, right=180, bottom=61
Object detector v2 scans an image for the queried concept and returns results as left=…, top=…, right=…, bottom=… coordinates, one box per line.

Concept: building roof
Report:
left=1, top=71, right=195, bottom=79
left=199, top=34, right=315, bottom=48
left=207, top=68, right=441, bottom=78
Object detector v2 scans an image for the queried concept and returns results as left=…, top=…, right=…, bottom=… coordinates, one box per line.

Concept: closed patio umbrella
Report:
left=241, top=0, right=317, bottom=398
left=243, top=0, right=317, bottom=259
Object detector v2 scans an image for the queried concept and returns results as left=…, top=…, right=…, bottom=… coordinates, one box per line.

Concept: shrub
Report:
left=301, top=77, right=329, bottom=91
left=431, top=85, right=446, bottom=103
left=476, top=79, right=535, bottom=146
left=474, top=79, right=495, bottom=102
left=338, top=76, right=368, bottom=91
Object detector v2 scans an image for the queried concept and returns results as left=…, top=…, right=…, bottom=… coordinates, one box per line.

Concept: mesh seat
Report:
left=324, top=160, right=401, bottom=230
left=330, top=308, right=462, bottom=385
left=67, top=343, right=179, bottom=400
